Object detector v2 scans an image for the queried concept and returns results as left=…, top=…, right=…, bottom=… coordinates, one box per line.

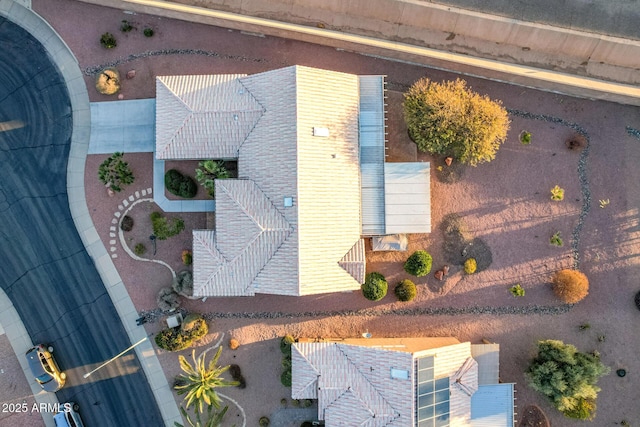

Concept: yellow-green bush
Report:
left=464, top=258, right=477, bottom=274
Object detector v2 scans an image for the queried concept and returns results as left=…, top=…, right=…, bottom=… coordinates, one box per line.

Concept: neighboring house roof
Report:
left=155, top=74, right=265, bottom=159
left=177, top=66, right=364, bottom=296
left=292, top=337, right=486, bottom=426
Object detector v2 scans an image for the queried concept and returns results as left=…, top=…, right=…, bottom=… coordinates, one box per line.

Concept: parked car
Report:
left=25, top=344, right=66, bottom=392
left=54, top=402, right=85, bottom=427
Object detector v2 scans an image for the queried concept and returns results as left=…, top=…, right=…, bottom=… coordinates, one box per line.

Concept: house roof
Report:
left=177, top=66, right=364, bottom=296
left=155, top=74, right=265, bottom=159
left=192, top=179, right=292, bottom=296
left=292, top=338, right=479, bottom=426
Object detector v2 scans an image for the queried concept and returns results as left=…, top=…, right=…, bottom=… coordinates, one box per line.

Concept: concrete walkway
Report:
left=0, top=1, right=181, bottom=426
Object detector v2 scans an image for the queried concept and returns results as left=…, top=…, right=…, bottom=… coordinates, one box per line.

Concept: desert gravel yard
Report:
left=30, top=0, right=640, bottom=424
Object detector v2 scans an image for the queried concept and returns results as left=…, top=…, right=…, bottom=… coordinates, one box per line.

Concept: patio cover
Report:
left=384, top=162, right=431, bottom=234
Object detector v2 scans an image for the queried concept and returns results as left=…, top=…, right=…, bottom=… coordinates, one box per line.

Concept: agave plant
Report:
left=174, top=347, right=238, bottom=414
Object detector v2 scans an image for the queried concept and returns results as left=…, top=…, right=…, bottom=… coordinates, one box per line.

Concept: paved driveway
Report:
left=0, top=16, right=162, bottom=427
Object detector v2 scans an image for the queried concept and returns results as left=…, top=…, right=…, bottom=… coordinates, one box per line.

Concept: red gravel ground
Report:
left=30, top=0, right=640, bottom=425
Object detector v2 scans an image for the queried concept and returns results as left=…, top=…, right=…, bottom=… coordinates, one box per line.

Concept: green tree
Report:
left=403, top=78, right=510, bottom=166
left=526, top=340, right=610, bottom=420
left=174, top=347, right=239, bottom=414
left=98, top=152, right=134, bottom=192
left=195, top=160, right=231, bottom=198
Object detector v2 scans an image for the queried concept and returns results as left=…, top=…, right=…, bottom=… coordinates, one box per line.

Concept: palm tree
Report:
left=174, top=347, right=238, bottom=414
left=174, top=404, right=231, bottom=427
left=195, top=160, right=231, bottom=198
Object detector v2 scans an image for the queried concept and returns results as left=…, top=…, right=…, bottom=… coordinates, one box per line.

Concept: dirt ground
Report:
left=32, top=0, right=640, bottom=425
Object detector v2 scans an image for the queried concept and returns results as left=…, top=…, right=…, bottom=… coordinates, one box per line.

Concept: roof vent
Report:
left=233, top=114, right=239, bottom=121
left=284, top=197, right=293, bottom=207
left=313, top=127, right=329, bottom=137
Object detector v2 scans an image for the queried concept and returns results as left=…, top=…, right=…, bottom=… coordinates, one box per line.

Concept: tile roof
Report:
left=162, top=66, right=366, bottom=297
left=155, top=75, right=265, bottom=159
left=192, top=179, right=292, bottom=297
left=293, top=338, right=482, bottom=426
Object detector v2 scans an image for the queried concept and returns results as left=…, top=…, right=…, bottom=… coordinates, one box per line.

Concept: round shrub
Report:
left=464, top=258, right=477, bottom=274
left=259, top=416, right=270, bottom=427
left=394, top=279, right=417, bottom=302
left=134, top=243, right=146, bottom=256
left=280, top=370, right=292, bottom=387
left=143, top=27, right=154, bottom=37
left=100, top=32, right=117, bottom=49
left=362, top=272, right=388, bottom=301
left=120, top=215, right=134, bottom=231
left=181, top=250, right=193, bottom=265
left=403, top=251, right=433, bottom=277
left=165, top=169, right=197, bottom=198
left=553, top=269, right=589, bottom=303
left=96, top=68, right=120, bottom=95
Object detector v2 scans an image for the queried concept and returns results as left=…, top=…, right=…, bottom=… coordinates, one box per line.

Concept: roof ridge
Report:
left=333, top=344, right=400, bottom=422
left=291, top=343, right=321, bottom=398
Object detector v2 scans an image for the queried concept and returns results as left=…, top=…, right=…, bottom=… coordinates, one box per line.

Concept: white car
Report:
left=53, top=402, right=85, bottom=427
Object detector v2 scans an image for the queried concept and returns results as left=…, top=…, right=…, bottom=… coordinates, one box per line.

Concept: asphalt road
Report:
left=0, top=17, right=163, bottom=427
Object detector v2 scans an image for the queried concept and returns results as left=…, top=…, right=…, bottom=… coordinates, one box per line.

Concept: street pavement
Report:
left=430, top=0, right=640, bottom=40
left=0, top=15, right=163, bottom=427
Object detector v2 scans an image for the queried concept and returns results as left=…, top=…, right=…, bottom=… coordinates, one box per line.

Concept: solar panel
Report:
left=416, top=356, right=450, bottom=427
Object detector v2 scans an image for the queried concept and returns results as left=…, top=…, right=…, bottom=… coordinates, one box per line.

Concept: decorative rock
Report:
left=434, top=270, right=444, bottom=281
left=445, top=157, right=453, bottom=166
left=107, top=187, right=115, bottom=197
left=442, top=265, right=450, bottom=275
left=126, top=69, right=136, bottom=79
left=117, top=93, right=124, bottom=100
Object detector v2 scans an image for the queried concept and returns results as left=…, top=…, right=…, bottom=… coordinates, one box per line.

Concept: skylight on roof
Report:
left=391, top=368, right=409, bottom=380
left=313, top=127, right=329, bottom=137
left=416, top=356, right=450, bottom=427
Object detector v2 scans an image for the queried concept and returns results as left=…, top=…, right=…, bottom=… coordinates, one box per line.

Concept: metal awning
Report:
left=384, top=162, right=431, bottom=234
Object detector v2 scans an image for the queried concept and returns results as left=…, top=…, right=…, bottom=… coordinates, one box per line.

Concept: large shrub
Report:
left=156, top=287, right=180, bottom=311
left=154, top=313, right=208, bottom=351
left=173, top=270, right=194, bottom=297
left=165, top=169, right=198, bottom=198
left=394, top=279, right=417, bottom=302
left=552, top=269, right=589, bottom=303
left=403, top=78, right=510, bottom=166
left=526, top=340, right=609, bottom=420
left=150, top=211, right=185, bottom=240
left=403, top=251, right=433, bottom=277
left=362, top=272, right=388, bottom=301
